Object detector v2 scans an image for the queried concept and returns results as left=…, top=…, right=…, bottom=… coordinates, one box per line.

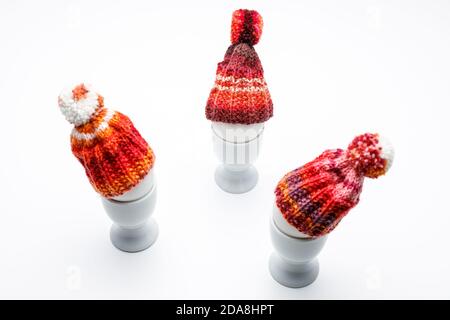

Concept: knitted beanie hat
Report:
left=275, top=133, right=394, bottom=238
left=58, top=84, right=155, bottom=198
left=205, top=9, right=273, bottom=124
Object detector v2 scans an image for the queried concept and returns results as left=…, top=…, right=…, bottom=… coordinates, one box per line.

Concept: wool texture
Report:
left=275, top=133, right=394, bottom=238
left=205, top=9, right=273, bottom=124
left=59, top=84, right=155, bottom=198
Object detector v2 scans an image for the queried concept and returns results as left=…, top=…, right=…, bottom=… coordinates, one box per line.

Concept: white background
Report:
left=0, top=0, right=449, bottom=299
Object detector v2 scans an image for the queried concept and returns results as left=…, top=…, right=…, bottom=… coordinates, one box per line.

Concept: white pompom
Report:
left=378, top=135, right=395, bottom=173
left=58, top=84, right=99, bottom=126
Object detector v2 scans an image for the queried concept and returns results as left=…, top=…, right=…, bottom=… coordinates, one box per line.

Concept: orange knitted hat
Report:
left=58, top=84, right=155, bottom=198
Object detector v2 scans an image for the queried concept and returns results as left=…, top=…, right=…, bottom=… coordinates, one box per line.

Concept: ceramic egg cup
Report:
left=212, top=122, right=264, bottom=194
left=101, top=170, right=158, bottom=253
left=269, top=205, right=327, bottom=288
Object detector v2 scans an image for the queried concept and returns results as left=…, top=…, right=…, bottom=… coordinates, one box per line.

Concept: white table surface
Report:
left=0, top=0, right=449, bottom=299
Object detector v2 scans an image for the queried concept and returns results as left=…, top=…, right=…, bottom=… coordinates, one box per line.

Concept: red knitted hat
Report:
left=205, top=9, right=273, bottom=124
left=58, top=84, right=155, bottom=198
left=275, top=133, right=394, bottom=238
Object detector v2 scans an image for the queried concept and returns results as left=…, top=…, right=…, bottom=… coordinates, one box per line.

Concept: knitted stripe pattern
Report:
left=275, top=133, right=393, bottom=238
left=205, top=9, right=273, bottom=124
left=59, top=84, right=155, bottom=198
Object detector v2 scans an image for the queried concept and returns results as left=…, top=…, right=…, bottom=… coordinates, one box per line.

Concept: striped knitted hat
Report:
left=205, top=9, right=273, bottom=124
left=58, top=84, right=155, bottom=198
left=275, top=133, right=394, bottom=238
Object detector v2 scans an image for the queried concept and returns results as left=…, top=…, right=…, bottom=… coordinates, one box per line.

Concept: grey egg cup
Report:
left=211, top=122, right=264, bottom=194
left=269, top=211, right=327, bottom=288
left=101, top=171, right=158, bottom=253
